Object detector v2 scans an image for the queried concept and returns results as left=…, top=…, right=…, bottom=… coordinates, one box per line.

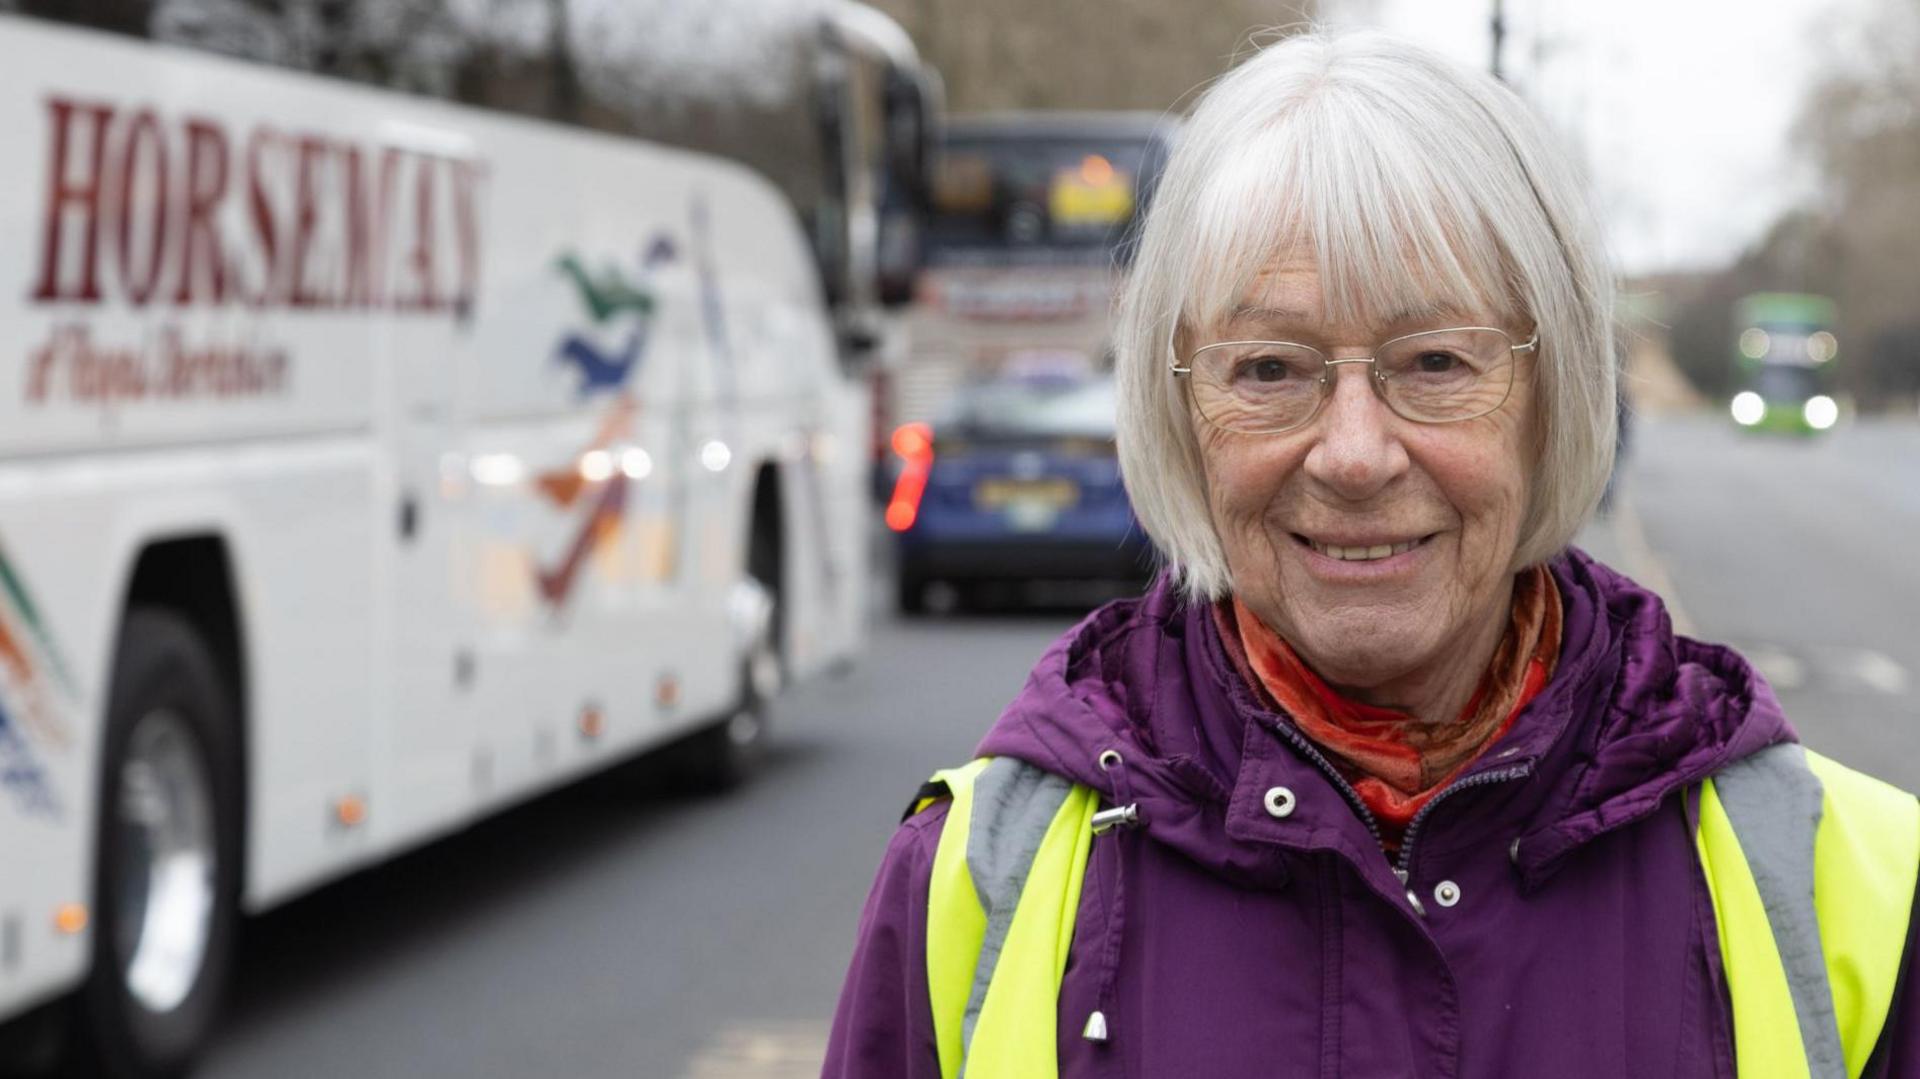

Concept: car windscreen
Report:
left=927, top=133, right=1165, bottom=268
left=943, top=379, right=1117, bottom=441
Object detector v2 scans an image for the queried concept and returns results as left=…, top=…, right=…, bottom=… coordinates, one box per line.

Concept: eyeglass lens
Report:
left=1187, top=328, right=1518, bottom=432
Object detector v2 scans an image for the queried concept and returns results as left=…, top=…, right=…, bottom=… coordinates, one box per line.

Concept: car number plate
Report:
left=973, top=477, right=1079, bottom=510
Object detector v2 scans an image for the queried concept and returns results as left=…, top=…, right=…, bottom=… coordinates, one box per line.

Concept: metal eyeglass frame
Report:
left=1168, top=325, right=1540, bottom=434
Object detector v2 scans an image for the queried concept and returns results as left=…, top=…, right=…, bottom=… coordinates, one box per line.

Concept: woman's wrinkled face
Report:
left=1191, top=258, right=1537, bottom=708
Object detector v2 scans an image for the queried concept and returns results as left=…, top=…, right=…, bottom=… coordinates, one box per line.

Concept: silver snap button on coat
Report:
left=1262, top=786, right=1296, bottom=819
left=1434, top=880, right=1462, bottom=908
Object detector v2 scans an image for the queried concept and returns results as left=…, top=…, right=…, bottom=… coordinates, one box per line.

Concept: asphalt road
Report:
left=195, top=411, right=1919, bottom=1079
left=198, top=606, right=1080, bottom=1079
left=1595, top=412, right=1920, bottom=794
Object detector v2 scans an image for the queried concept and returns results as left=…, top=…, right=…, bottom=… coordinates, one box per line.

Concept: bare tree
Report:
left=1663, top=0, right=1920, bottom=408
left=19, top=0, right=151, bottom=32
left=146, top=0, right=475, bottom=94
left=1789, top=0, right=1920, bottom=405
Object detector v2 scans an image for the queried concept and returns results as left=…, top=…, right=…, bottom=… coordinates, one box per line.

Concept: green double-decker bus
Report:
left=1728, top=293, right=1841, bottom=434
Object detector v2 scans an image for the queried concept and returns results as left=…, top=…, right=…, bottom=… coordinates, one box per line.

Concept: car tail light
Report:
left=885, top=422, right=934, bottom=531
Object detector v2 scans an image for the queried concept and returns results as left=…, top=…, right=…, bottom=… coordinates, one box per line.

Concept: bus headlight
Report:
left=1731, top=391, right=1766, bottom=426
left=1803, top=395, right=1839, bottom=430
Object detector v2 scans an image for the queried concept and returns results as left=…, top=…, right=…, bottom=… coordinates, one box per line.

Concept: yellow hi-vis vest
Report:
left=915, top=745, right=1920, bottom=1079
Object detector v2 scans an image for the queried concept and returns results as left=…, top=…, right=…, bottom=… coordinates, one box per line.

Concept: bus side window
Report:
left=877, top=66, right=932, bottom=307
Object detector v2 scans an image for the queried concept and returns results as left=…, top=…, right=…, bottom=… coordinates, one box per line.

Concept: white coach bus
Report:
left=0, top=4, right=931, bottom=1075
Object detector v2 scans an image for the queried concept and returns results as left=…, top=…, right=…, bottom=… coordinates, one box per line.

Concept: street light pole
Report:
left=1491, top=0, right=1507, bottom=81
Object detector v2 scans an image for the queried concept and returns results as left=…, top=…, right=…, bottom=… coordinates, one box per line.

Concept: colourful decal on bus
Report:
left=535, top=232, right=679, bottom=610
left=0, top=542, right=73, bottom=817
left=552, top=235, right=678, bottom=396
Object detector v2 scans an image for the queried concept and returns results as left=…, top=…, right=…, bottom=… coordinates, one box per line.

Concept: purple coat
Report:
left=823, top=550, right=1920, bottom=1078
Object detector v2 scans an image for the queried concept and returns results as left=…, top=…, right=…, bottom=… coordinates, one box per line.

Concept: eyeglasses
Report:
left=1170, top=326, right=1538, bottom=434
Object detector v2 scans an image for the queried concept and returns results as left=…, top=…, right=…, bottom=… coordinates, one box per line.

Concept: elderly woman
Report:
left=824, top=31, right=1919, bottom=1079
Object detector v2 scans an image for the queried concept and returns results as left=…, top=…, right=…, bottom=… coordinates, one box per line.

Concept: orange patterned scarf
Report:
left=1220, top=566, right=1563, bottom=853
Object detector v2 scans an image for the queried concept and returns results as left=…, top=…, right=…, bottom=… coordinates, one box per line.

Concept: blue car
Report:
left=886, top=375, right=1155, bottom=613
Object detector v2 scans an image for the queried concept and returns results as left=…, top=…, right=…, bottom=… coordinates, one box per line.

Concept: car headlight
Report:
left=1730, top=392, right=1766, bottom=426
left=1803, top=395, right=1838, bottom=430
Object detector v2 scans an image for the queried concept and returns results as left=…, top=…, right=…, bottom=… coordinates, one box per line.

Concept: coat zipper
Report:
left=1264, top=715, right=1535, bottom=914
left=1265, top=716, right=1439, bottom=918
left=1393, top=763, right=1535, bottom=882
left=1262, top=717, right=1389, bottom=851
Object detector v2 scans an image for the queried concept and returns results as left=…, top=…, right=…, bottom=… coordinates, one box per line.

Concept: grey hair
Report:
left=1115, top=29, right=1617, bottom=602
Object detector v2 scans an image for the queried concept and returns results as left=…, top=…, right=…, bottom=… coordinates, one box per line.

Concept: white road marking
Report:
left=1728, top=643, right=1912, bottom=697
left=1742, top=644, right=1809, bottom=692
left=680, top=1021, right=829, bottom=1079
left=1815, top=647, right=1913, bottom=696
left=1850, top=650, right=1912, bottom=695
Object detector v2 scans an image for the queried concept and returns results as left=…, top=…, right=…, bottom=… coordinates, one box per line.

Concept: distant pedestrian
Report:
left=824, top=30, right=1919, bottom=1079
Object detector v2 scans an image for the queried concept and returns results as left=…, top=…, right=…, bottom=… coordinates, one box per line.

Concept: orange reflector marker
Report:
left=54, top=904, right=88, bottom=935
left=580, top=703, right=605, bottom=739
left=656, top=673, right=680, bottom=708
left=335, top=794, right=368, bottom=829
left=886, top=422, right=935, bottom=533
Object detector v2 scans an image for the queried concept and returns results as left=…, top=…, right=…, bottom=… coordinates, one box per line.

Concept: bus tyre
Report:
left=75, top=609, right=240, bottom=1079
left=678, top=573, right=779, bottom=791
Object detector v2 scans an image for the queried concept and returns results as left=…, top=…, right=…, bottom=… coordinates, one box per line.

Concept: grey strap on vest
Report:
left=1713, top=742, right=1845, bottom=1079
left=958, top=757, right=1076, bottom=1075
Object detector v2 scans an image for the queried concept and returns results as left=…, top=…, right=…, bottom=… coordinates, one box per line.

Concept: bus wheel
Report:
left=676, top=571, right=779, bottom=792
left=76, top=609, right=240, bottom=1079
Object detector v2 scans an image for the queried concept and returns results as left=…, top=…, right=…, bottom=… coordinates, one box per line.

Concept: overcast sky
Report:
left=1328, top=0, right=1853, bottom=275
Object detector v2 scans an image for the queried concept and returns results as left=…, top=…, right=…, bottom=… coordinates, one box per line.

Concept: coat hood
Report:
left=975, top=548, right=1795, bottom=889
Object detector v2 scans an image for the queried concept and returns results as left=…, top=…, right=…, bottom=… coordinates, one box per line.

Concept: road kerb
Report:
left=1610, top=491, right=1698, bottom=638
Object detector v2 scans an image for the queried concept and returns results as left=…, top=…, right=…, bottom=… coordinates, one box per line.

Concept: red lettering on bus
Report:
left=112, top=110, right=170, bottom=306
left=30, top=98, right=115, bottom=303
left=174, top=118, right=231, bottom=306
left=289, top=135, right=329, bottom=308
left=342, top=145, right=399, bottom=309
left=245, top=127, right=284, bottom=307
left=404, top=157, right=439, bottom=311
left=25, top=334, right=62, bottom=402
left=26, top=95, right=484, bottom=320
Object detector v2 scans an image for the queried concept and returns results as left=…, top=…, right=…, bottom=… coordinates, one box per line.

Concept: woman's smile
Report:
left=1290, top=528, right=1440, bottom=578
